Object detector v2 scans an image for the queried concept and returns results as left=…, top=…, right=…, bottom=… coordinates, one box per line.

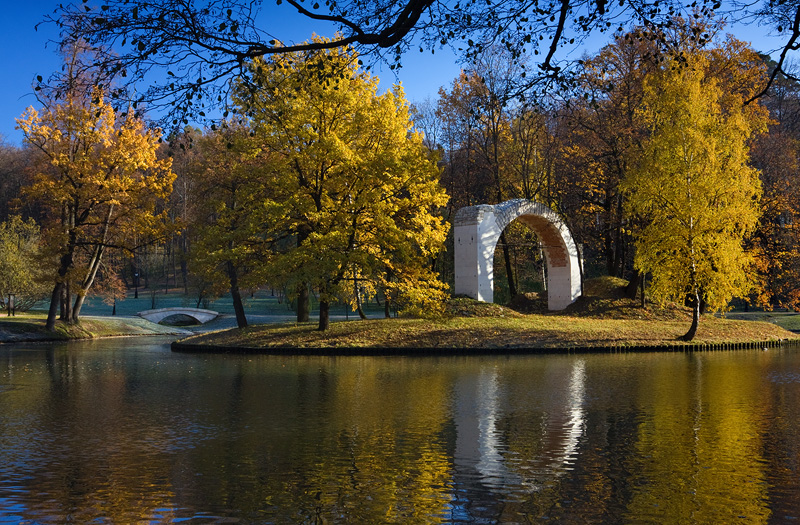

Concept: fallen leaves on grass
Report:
left=182, top=313, right=799, bottom=351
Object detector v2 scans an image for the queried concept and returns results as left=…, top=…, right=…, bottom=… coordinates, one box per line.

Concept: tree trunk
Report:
left=605, top=205, right=616, bottom=276
left=72, top=240, right=108, bottom=323
left=62, top=282, right=72, bottom=322
left=297, top=282, right=310, bottom=322
left=682, top=292, right=700, bottom=341
left=539, top=243, right=547, bottom=292
left=318, top=299, right=330, bottom=331
left=354, top=274, right=367, bottom=320
left=624, top=271, right=641, bottom=299
left=682, top=221, right=700, bottom=341
left=45, top=282, right=63, bottom=331
left=613, top=195, right=625, bottom=277
left=227, top=261, right=248, bottom=328
left=295, top=227, right=311, bottom=322
left=134, top=260, right=139, bottom=298
left=640, top=274, right=646, bottom=308
left=180, top=258, right=189, bottom=295
left=384, top=270, right=393, bottom=318
left=500, top=231, right=517, bottom=299
left=50, top=205, right=74, bottom=329
left=72, top=293, right=87, bottom=323
left=59, top=285, right=66, bottom=321
left=357, top=302, right=367, bottom=320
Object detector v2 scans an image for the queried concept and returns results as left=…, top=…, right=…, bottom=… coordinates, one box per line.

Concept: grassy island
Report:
left=173, top=278, right=800, bottom=354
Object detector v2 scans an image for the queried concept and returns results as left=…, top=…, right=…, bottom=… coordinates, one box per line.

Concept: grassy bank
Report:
left=175, top=301, right=800, bottom=353
left=0, top=311, right=189, bottom=343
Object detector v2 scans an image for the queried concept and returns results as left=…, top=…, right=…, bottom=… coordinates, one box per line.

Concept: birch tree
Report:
left=623, top=52, right=767, bottom=340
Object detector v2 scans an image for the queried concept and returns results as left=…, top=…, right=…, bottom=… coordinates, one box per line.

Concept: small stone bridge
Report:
left=137, top=307, right=219, bottom=324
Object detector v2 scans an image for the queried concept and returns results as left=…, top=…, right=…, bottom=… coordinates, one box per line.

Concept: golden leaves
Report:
left=236, top=42, right=450, bottom=316
left=624, top=50, right=764, bottom=314
left=19, top=86, right=176, bottom=313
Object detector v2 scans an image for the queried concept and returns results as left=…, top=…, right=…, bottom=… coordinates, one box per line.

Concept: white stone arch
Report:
left=454, top=199, right=582, bottom=310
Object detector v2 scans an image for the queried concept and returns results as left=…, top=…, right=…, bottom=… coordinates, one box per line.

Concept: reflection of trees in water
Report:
left=5, top=349, right=452, bottom=522
left=166, top=356, right=457, bottom=522
left=448, top=353, right=792, bottom=523
left=621, top=353, right=773, bottom=523
left=2, top=346, right=800, bottom=522
left=2, top=344, right=180, bottom=522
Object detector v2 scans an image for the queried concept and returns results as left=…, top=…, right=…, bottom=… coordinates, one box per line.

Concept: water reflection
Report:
left=1, top=340, right=800, bottom=523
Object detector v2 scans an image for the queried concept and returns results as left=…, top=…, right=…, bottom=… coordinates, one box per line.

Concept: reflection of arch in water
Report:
left=453, top=359, right=587, bottom=495
left=552, top=359, right=585, bottom=470
left=454, top=199, right=581, bottom=310
left=475, top=366, right=516, bottom=487
left=453, top=366, right=522, bottom=492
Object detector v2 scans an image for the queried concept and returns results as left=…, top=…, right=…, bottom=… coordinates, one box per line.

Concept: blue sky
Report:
left=0, top=2, right=784, bottom=146
left=0, top=2, right=464, bottom=145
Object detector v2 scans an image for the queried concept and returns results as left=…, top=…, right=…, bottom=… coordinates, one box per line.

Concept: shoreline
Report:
left=3, top=309, right=799, bottom=355
left=168, top=312, right=800, bottom=355
left=171, top=337, right=797, bottom=355
left=0, top=315, right=192, bottom=344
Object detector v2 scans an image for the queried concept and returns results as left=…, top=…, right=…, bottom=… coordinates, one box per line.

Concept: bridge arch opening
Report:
left=160, top=313, right=202, bottom=326
left=137, top=307, right=219, bottom=325
left=454, top=199, right=582, bottom=310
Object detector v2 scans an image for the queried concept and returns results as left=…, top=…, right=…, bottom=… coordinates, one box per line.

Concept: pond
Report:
left=1, top=337, right=799, bottom=523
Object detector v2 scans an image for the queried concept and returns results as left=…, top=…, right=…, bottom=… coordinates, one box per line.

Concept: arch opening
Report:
left=454, top=199, right=582, bottom=310
left=159, top=313, right=202, bottom=326
left=137, top=307, right=219, bottom=324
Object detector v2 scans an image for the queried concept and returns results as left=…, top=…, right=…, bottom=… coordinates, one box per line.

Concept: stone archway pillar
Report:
left=454, top=205, right=500, bottom=303
left=454, top=199, right=582, bottom=310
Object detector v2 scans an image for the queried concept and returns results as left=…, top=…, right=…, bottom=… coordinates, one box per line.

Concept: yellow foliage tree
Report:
left=236, top=38, right=450, bottom=330
left=623, top=52, right=767, bottom=341
left=0, top=215, right=49, bottom=313
left=18, top=89, right=175, bottom=330
left=187, top=122, right=274, bottom=328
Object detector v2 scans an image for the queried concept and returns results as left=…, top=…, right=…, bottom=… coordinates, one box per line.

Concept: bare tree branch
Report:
left=747, top=5, right=800, bottom=103
left=40, top=0, right=800, bottom=128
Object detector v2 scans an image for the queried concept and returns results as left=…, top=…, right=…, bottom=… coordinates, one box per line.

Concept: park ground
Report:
left=3, top=278, right=797, bottom=352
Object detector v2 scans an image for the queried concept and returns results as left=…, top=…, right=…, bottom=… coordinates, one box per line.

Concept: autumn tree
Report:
left=743, top=59, right=800, bottom=309
left=0, top=215, right=49, bottom=313
left=187, top=123, right=274, bottom=328
left=623, top=52, right=768, bottom=341
left=0, top=141, right=36, bottom=223
left=748, top=118, right=800, bottom=309
left=437, top=68, right=526, bottom=296
left=436, top=72, right=493, bottom=210
left=560, top=28, right=658, bottom=281
left=18, top=87, right=175, bottom=330
left=165, top=126, right=204, bottom=295
left=238, top=39, right=449, bottom=330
